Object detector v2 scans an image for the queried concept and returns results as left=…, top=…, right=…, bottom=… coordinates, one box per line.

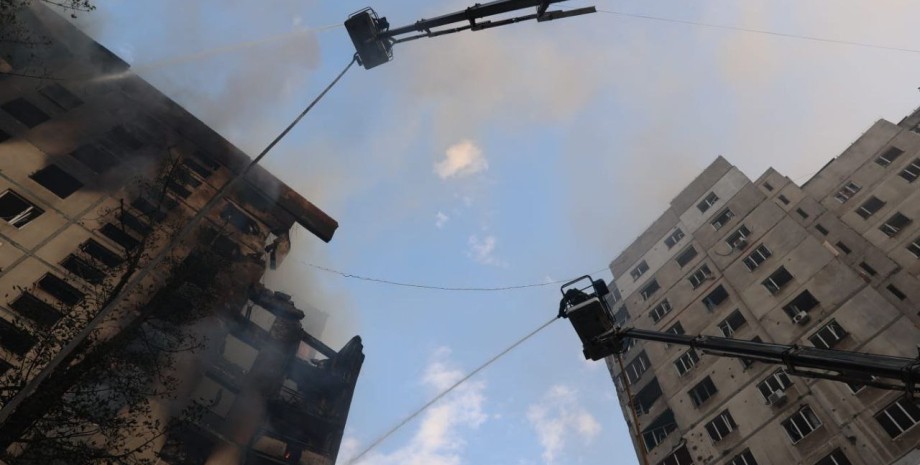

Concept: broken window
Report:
left=658, top=445, right=692, bottom=465
left=222, top=334, right=259, bottom=373
left=718, top=310, right=746, bottom=337
left=711, top=208, right=735, bottom=230
left=667, top=321, right=684, bottom=336
left=624, top=351, right=650, bottom=385
left=697, top=192, right=719, bottom=213
left=131, top=197, right=168, bottom=222
left=879, top=212, right=911, bottom=237
left=856, top=196, right=885, bottom=219
left=687, top=264, right=712, bottom=289
left=101, top=125, right=144, bottom=152
left=725, top=225, right=751, bottom=248
left=782, top=406, right=822, bottom=443
left=783, top=290, right=819, bottom=318
left=0, top=190, right=44, bottom=228
left=37, top=274, right=83, bottom=306
left=166, top=179, right=192, bottom=199
left=70, top=144, right=119, bottom=173
left=757, top=370, right=792, bottom=401
left=728, top=449, right=758, bottom=465
left=632, top=378, right=662, bottom=416
left=778, top=194, right=790, bottom=205
left=688, top=376, right=717, bottom=407
left=38, top=83, right=83, bottom=110
left=762, top=266, right=793, bottom=294
left=9, top=292, right=61, bottom=327
left=663, top=228, right=684, bottom=249
left=899, top=158, right=920, bottom=183
left=0, top=318, right=37, bottom=355
left=702, top=285, right=729, bottom=311
left=809, top=320, right=847, bottom=349
left=649, top=300, right=672, bottom=323
left=184, top=155, right=218, bottom=178
left=875, top=146, right=904, bottom=167
left=705, top=410, right=736, bottom=442
left=100, top=223, right=141, bottom=251
left=641, top=409, right=676, bottom=451
left=815, top=449, right=852, bottom=465
left=674, top=348, right=699, bottom=376
left=640, top=280, right=660, bottom=301
left=875, top=397, right=920, bottom=438
left=743, top=244, right=772, bottom=271
left=81, top=238, right=123, bottom=267
left=118, top=210, right=153, bottom=235
left=630, top=260, right=649, bottom=280
left=30, top=164, right=83, bottom=198
left=675, top=246, right=697, bottom=268
left=613, top=306, right=630, bottom=326
left=220, top=202, right=261, bottom=235
left=1, top=98, right=50, bottom=128
left=833, top=182, right=861, bottom=203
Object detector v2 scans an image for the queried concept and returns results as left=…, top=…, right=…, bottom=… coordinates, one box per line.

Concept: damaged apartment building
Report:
left=604, top=107, right=920, bottom=465
left=0, top=4, right=362, bottom=465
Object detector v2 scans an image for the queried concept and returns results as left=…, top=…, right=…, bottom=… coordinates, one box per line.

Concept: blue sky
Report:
left=67, top=1, right=920, bottom=464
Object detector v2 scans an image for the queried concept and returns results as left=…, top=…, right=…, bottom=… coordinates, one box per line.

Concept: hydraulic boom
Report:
left=559, top=276, right=920, bottom=395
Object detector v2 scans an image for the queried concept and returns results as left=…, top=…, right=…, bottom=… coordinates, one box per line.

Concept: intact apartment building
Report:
left=0, top=4, right=362, bottom=465
left=605, top=107, right=920, bottom=465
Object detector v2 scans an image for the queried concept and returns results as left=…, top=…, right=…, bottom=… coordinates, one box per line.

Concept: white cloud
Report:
left=526, top=385, right=601, bottom=464
left=434, top=141, right=488, bottom=179
left=435, top=211, right=450, bottom=229
left=467, top=234, right=506, bottom=267
left=339, top=347, right=487, bottom=465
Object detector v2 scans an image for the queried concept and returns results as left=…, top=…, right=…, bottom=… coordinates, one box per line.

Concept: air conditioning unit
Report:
left=767, top=390, right=788, bottom=407
left=792, top=312, right=810, bottom=325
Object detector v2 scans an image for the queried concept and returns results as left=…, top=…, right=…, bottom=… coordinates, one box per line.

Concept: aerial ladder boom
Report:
left=559, top=276, right=920, bottom=395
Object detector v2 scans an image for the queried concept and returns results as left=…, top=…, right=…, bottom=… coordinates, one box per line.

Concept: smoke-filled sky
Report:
left=66, top=0, right=920, bottom=463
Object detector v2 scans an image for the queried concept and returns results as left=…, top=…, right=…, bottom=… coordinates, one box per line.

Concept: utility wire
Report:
left=0, top=54, right=359, bottom=424
left=597, top=9, right=920, bottom=55
left=305, top=262, right=610, bottom=292
left=346, top=315, right=560, bottom=465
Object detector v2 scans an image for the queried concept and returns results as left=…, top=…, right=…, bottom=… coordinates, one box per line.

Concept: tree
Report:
left=0, top=153, right=243, bottom=464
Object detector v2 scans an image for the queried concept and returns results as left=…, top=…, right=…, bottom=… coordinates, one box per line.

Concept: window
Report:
left=650, top=300, right=672, bottom=323
left=0, top=190, right=44, bottom=228
left=184, top=156, right=218, bottom=178
left=166, top=179, right=192, bottom=199
left=631, top=260, right=649, bottom=281
left=632, top=378, right=662, bottom=416
left=900, top=158, right=920, bottom=182
left=613, top=306, right=630, bottom=326
left=0, top=318, right=37, bottom=355
left=697, top=192, right=719, bottom=213
left=38, top=274, right=83, bottom=306
left=658, top=445, right=692, bottom=465
left=846, top=382, right=866, bottom=395
left=815, top=223, right=829, bottom=235
left=809, top=320, right=847, bottom=349
left=222, top=334, right=259, bottom=373
left=875, top=147, right=904, bottom=167
left=711, top=209, right=735, bottom=230
left=705, top=410, right=737, bottom=442
left=118, top=210, right=153, bottom=235
left=835, top=241, right=852, bottom=254
left=642, top=410, right=676, bottom=451
left=62, top=254, right=105, bottom=284
left=38, top=83, right=83, bottom=110
left=9, top=292, right=61, bottom=327
left=131, top=197, right=168, bottom=222
left=856, top=196, right=885, bottom=219
left=743, top=244, right=772, bottom=271
left=718, top=310, right=746, bottom=337
left=726, top=225, right=751, bottom=248
left=624, top=352, right=650, bottom=385
left=687, top=264, right=712, bottom=289
left=688, top=376, right=717, bottom=407
left=192, top=375, right=238, bottom=419
left=70, top=144, right=119, bottom=173
left=783, top=290, right=820, bottom=318
left=100, top=223, right=141, bottom=250
left=782, top=406, right=822, bottom=443
left=728, top=449, right=758, bottom=465
left=879, top=212, right=911, bottom=237
left=778, top=194, right=790, bottom=205
left=702, top=285, right=729, bottom=311
left=887, top=284, right=907, bottom=301
left=796, top=208, right=809, bottom=219
left=762, top=266, right=793, bottom=294
left=640, top=280, right=660, bottom=301
left=1, top=98, right=49, bottom=128
left=674, top=348, right=699, bottom=376
left=763, top=182, right=774, bottom=191
left=833, top=182, right=861, bottom=203
left=858, top=261, right=877, bottom=277
left=102, top=125, right=144, bottom=152
left=220, top=202, right=262, bottom=236
left=815, top=449, right=852, bottom=465
left=875, top=397, right=920, bottom=438
left=664, top=228, right=685, bottom=249
left=757, top=369, right=792, bottom=401
left=81, top=239, right=123, bottom=267
left=667, top=321, right=684, bottom=336
left=29, top=164, right=83, bottom=199
left=675, top=246, right=697, bottom=268
left=908, top=236, right=920, bottom=258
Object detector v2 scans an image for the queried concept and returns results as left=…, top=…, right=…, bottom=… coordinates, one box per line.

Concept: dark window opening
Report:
left=880, top=212, right=911, bottom=237
left=778, top=194, right=790, bottom=205
left=613, top=306, right=630, bottom=326
left=711, top=208, right=735, bottom=230
left=175, top=165, right=203, bottom=188
left=664, top=228, right=684, bottom=249
left=782, top=406, right=822, bottom=443
left=796, top=208, right=809, bottom=219
left=763, top=182, right=774, bottom=191
left=834, top=182, right=861, bottom=203
left=103, top=125, right=144, bottom=151
left=810, top=320, right=848, bottom=349
left=719, top=310, right=747, bottom=337
left=640, top=280, right=660, bottom=301
left=641, top=409, right=676, bottom=451
left=100, top=223, right=141, bottom=251
left=220, top=203, right=261, bottom=235
left=689, top=376, right=718, bottom=407
left=81, top=239, right=123, bottom=267
left=705, top=410, right=737, bottom=442
left=762, top=266, right=793, bottom=294
left=856, top=196, right=885, bottom=219
left=0, top=190, right=44, bottom=228
left=199, top=228, right=240, bottom=260
left=899, top=158, right=920, bottom=183
left=630, top=260, right=649, bottom=280
left=0, top=128, right=10, bottom=143
left=783, top=290, right=820, bottom=318
left=30, top=164, right=83, bottom=198
left=62, top=254, right=105, bottom=284
left=667, top=322, right=684, bottom=336
left=875, top=398, right=920, bottom=438
left=887, top=284, right=907, bottom=301
left=676, top=246, right=698, bottom=268
left=131, top=197, right=168, bottom=222
left=38, top=274, right=83, bottom=306
left=166, top=179, right=192, bottom=199
left=858, top=262, right=878, bottom=277
left=875, top=147, right=904, bottom=167
left=632, top=378, right=662, bottom=416
left=38, top=83, right=83, bottom=110
left=1, top=98, right=49, bottom=128
left=815, top=224, right=829, bottom=235
left=815, top=449, right=852, bottom=465
left=702, top=285, right=729, bottom=311
left=697, top=192, right=718, bottom=213
left=0, top=318, right=37, bottom=355
left=726, top=225, right=751, bottom=248
left=70, top=144, right=119, bottom=173
left=184, top=156, right=217, bottom=178
left=729, top=449, right=758, bottom=465
left=658, top=446, right=692, bottom=465
left=836, top=241, right=852, bottom=254
left=9, top=292, right=61, bottom=327
left=118, top=210, right=153, bottom=236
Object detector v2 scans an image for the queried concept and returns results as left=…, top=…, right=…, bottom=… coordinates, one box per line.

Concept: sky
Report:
left=60, top=1, right=920, bottom=464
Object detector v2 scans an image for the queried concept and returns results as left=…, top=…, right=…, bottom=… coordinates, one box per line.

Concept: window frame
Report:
left=899, top=158, right=920, bottom=183
left=674, top=348, right=699, bottom=376
left=687, top=264, right=712, bottom=289
left=688, top=376, right=718, bottom=407
left=743, top=244, right=772, bottom=271
left=704, top=409, right=737, bottom=442
left=762, top=266, right=793, bottom=295
left=711, top=208, right=735, bottom=230
left=809, top=320, right=848, bottom=349
left=650, top=299, right=672, bottom=323
left=631, top=260, right=650, bottom=281
left=0, top=190, right=45, bottom=228
left=874, top=397, right=920, bottom=438
left=718, top=310, right=746, bottom=337
left=664, top=228, right=685, bottom=249
left=781, top=406, right=822, bottom=444
left=856, top=196, right=885, bottom=219
left=757, top=369, right=792, bottom=401
left=875, top=146, right=904, bottom=167
left=697, top=192, right=719, bottom=213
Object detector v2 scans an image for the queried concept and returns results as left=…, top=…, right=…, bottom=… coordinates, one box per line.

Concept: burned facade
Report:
left=604, top=108, right=920, bottom=464
left=0, top=4, right=362, bottom=465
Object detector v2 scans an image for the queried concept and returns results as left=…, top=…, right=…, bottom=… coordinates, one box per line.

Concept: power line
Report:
left=345, top=315, right=560, bottom=465
left=304, top=262, right=610, bottom=292
left=596, top=9, right=920, bottom=55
